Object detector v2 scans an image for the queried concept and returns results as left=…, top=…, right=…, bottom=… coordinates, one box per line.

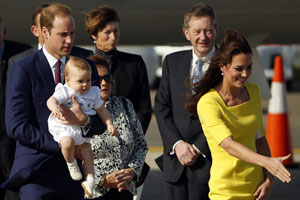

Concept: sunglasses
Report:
left=99, top=74, right=112, bottom=83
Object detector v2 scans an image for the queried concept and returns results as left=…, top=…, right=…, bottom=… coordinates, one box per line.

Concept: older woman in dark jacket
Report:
left=85, top=6, right=152, bottom=134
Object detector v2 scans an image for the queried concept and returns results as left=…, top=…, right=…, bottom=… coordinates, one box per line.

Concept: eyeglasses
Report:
left=99, top=74, right=112, bottom=83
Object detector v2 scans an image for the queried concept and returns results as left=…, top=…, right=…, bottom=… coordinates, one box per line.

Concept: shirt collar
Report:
left=42, top=47, right=66, bottom=68
left=192, top=46, right=216, bottom=64
left=38, top=43, right=43, bottom=50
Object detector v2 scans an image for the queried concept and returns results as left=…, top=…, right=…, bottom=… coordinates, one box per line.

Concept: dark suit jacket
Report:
left=154, top=50, right=211, bottom=183
left=2, top=49, right=105, bottom=191
left=110, top=50, right=152, bottom=134
left=71, top=46, right=93, bottom=58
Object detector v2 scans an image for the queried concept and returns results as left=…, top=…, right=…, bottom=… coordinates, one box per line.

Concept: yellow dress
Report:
left=197, top=82, right=266, bottom=200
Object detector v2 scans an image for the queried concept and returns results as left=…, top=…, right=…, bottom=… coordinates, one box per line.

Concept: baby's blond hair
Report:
left=64, top=56, right=91, bottom=78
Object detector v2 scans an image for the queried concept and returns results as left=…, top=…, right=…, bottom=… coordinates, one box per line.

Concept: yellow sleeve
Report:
left=197, top=96, right=232, bottom=145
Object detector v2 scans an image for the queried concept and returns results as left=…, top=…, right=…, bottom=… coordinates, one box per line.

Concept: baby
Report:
left=47, top=56, right=116, bottom=198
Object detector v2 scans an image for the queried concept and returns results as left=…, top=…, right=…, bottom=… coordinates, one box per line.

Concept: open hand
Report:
left=58, top=95, right=86, bottom=125
left=264, top=154, right=291, bottom=183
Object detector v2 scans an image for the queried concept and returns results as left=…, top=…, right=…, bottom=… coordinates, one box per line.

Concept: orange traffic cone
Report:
left=266, top=56, right=299, bottom=168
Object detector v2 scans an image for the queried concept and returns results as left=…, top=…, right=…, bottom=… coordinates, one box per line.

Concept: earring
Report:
left=93, top=40, right=96, bottom=44
left=221, top=72, right=224, bottom=76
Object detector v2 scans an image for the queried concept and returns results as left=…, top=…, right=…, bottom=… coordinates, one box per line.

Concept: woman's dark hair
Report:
left=88, top=55, right=110, bottom=71
left=185, top=29, right=252, bottom=116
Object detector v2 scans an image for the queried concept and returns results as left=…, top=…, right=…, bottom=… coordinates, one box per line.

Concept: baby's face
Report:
left=66, top=68, right=91, bottom=94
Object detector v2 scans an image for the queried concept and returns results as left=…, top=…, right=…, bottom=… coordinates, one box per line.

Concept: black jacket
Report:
left=154, top=50, right=211, bottom=183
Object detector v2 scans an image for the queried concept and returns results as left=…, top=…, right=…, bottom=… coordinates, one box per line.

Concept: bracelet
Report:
left=99, top=176, right=106, bottom=186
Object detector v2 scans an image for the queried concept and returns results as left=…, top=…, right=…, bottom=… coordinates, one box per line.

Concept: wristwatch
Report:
left=81, top=115, right=91, bottom=130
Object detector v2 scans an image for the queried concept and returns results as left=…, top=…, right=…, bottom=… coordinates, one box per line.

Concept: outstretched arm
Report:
left=220, top=136, right=291, bottom=183
left=96, top=104, right=117, bottom=136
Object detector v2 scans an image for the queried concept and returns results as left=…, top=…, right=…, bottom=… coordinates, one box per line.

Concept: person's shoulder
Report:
left=199, top=89, right=221, bottom=105
left=9, top=48, right=36, bottom=64
left=13, top=50, right=43, bottom=69
left=166, top=49, right=192, bottom=59
left=71, top=46, right=93, bottom=57
left=117, top=50, right=143, bottom=60
left=4, top=40, right=32, bottom=58
left=111, top=96, right=134, bottom=108
left=5, top=40, right=32, bottom=49
left=245, top=82, right=259, bottom=93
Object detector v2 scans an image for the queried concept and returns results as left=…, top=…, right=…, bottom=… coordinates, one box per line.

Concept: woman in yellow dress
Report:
left=185, top=29, right=291, bottom=200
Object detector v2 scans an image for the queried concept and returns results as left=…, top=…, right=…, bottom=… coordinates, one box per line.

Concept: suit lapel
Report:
left=36, top=50, right=56, bottom=92
left=177, top=50, right=192, bottom=95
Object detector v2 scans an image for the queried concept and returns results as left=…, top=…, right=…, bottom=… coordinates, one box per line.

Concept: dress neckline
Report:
left=212, top=83, right=251, bottom=108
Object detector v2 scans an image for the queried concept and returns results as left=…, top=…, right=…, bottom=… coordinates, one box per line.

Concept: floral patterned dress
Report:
left=90, top=96, right=148, bottom=198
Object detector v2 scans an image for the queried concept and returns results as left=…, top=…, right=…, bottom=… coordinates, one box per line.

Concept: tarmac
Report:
left=142, top=149, right=300, bottom=200
left=140, top=88, right=300, bottom=200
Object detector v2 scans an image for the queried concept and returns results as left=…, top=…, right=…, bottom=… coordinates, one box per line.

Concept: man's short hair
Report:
left=32, top=4, right=50, bottom=26
left=40, top=3, right=73, bottom=33
left=183, top=3, right=218, bottom=29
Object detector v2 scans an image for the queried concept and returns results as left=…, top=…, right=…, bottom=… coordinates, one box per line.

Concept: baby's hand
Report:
left=51, top=106, right=62, bottom=118
left=107, top=124, right=117, bottom=136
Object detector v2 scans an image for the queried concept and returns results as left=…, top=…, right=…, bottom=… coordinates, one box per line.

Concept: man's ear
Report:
left=183, top=28, right=190, bottom=41
left=31, top=25, right=39, bottom=38
left=42, top=27, right=49, bottom=40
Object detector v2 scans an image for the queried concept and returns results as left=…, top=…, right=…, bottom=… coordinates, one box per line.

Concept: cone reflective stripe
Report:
left=268, top=82, right=287, bottom=114
left=266, top=56, right=295, bottom=166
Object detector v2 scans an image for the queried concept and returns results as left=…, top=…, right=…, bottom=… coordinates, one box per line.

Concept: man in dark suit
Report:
left=8, top=4, right=93, bottom=73
left=0, top=17, right=32, bottom=200
left=2, top=3, right=105, bottom=200
left=154, top=3, right=218, bottom=200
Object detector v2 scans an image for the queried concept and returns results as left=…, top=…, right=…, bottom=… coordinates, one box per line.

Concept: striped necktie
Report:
left=192, top=58, right=203, bottom=83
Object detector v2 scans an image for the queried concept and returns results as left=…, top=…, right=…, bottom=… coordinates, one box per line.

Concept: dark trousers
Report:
left=0, top=134, right=19, bottom=200
left=19, top=155, right=84, bottom=200
left=164, top=167, right=209, bottom=200
left=89, top=189, right=133, bottom=200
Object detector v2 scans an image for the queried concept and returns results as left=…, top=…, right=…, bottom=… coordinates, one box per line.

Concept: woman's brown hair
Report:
left=85, top=6, right=120, bottom=40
